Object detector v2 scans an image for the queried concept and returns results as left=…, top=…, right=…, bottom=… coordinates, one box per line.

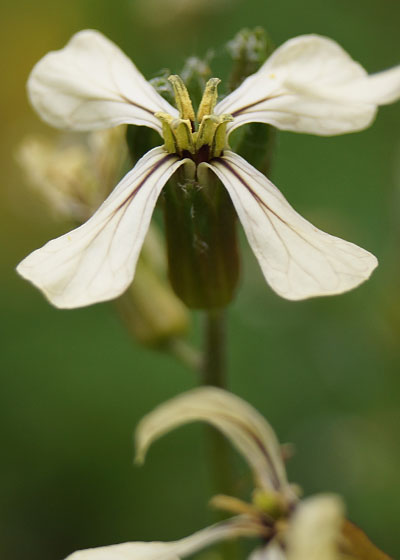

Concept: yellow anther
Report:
left=171, top=119, right=195, bottom=154
left=197, top=78, right=221, bottom=122
left=157, top=79, right=232, bottom=160
left=210, top=114, right=233, bottom=158
left=196, top=115, right=220, bottom=151
left=155, top=112, right=177, bottom=154
left=168, top=75, right=195, bottom=123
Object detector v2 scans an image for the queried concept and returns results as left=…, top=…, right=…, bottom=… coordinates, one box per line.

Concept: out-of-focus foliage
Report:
left=1, top=1, right=400, bottom=560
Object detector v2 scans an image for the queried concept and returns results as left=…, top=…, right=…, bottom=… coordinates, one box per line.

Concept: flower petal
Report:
left=342, top=519, right=393, bottom=560
left=286, top=494, right=344, bottom=560
left=135, top=387, right=291, bottom=496
left=17, top=147, right=189, bottom=308
left=65, top=518, right=256, bottom=560
left=28, top=30, right=177, bottom=134
left=248, top=545, right=286, bottom=560
left=215, top=34, right=400, bottom=136
left=205, top=151, right=377, bottom=300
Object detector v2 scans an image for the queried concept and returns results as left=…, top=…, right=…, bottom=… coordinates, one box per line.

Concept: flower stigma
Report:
left=156, top=76, right=233, bottom=163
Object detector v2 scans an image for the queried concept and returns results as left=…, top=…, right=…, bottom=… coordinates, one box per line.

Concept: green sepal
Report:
left=126, top=125, right=161, bottom=165
left=162, top=166, right=240, bottom=309
left=230, top=121, right=276, bottom=177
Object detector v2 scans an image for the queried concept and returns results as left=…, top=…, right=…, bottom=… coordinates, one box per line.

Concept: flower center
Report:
left=155, top=75, right=233, bottom=163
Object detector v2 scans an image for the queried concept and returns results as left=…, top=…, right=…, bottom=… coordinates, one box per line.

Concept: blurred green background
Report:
left=1, top=0, right=400, bottom=558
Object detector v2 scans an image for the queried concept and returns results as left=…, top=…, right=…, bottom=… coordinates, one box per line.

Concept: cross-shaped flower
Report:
left=63, top=387, right=390, bottom=560
left=17, top=30, right=400, bottom=308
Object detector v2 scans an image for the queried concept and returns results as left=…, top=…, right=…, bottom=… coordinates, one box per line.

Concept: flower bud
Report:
left=227, top=27, right=274, bottom=91
left=17, top=127, right=127, bottom=221
left=226, top=28, right=276, bottom=176
left=117, top=228, right=189, bottom=346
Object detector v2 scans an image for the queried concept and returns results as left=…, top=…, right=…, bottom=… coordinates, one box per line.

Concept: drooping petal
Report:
left=28, top=30, right=177, bottom=134
left=65, top=518, right=257, bottom=560
left=286, top=494, right=344, bottom=560
left=215, top=35, right=400, bottom=136
left=205, top=151, right=377, bottom=300
left=17, top=147, right=190, bottom=308
left=135, top=387, right=291, bottom=496
left=341, top=520, right=393, bottom=560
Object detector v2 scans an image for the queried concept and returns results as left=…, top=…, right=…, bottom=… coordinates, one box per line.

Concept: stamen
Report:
left=158, top=77, right=233, bottom=161
left=211, top=114, right=233, bottom=158
left=197, top=77, right=221, bottom=122
left=196, top=115, right=220, bottom=152
left=171, top=119, right=195, bottom=154
left=168, top=75, right=195, bottom=123
left=155, top=112, right=177, bottom=153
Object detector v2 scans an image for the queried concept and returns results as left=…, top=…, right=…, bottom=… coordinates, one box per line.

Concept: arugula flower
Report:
left=17, top=30, right=400, bottom=308
left=64, top=388, right=391, bottom=560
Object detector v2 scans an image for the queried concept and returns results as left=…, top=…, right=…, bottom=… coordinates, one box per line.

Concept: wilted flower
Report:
left=17, top=127, right=127, bottom=221
left=17, top=30, right=400, bottom=308
left=64, top=388, right=391, bottom=560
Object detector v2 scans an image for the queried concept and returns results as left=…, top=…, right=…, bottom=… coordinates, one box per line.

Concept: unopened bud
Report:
left=17, top=127, right=127, bottom=221
left=117, top=227, right=189, bottom=346
left=227, top=27, right=276, bottom=176
left=227, top=27, right=274, bottom=91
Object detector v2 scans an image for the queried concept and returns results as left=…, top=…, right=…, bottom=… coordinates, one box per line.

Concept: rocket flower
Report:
left=17, top=30, right=400, bottom=308
left=64, top=387, right=391, bottom=560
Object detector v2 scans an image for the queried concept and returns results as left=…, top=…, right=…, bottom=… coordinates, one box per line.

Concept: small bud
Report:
left=226, top=27, right=276, bottom=175
left=227, top=27, right=274, bottom=91
left=149, top=68, right=176, bottom=105
left=16, top=127, right=127, bottom=221
left=117, top=226, right=189, bottom=346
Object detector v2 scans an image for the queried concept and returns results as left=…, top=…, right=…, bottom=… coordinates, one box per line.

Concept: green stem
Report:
left=202, top=309, right=239, bottom=560
left=165, top=337, right=203, bottom=371
left=203, top=308, right=227, bottom=388
left=202, top=309, right=232, bottom=495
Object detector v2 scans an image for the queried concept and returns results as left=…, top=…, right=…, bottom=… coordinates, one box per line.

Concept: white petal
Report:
left=205, top=151, right=377, bottom=300
left=28, top=30, right=177, bottom=134
left=216, top=35, right=400, bottom=136
left=17, top=147, right=188, bottom=308
left=135, top=387, right=291, bottom=496
left=287, top=494, right=344, bottom=560
left=249, top=545, right=286, bottom=560
left=327, top=65, right=400, bottom=105
left=65, top=518, right=256, bottom=560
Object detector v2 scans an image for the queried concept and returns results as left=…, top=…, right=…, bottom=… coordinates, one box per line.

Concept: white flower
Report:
left=63, top=388, right=390, bottom=560
left=17, top=30, right=400, bottom=308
